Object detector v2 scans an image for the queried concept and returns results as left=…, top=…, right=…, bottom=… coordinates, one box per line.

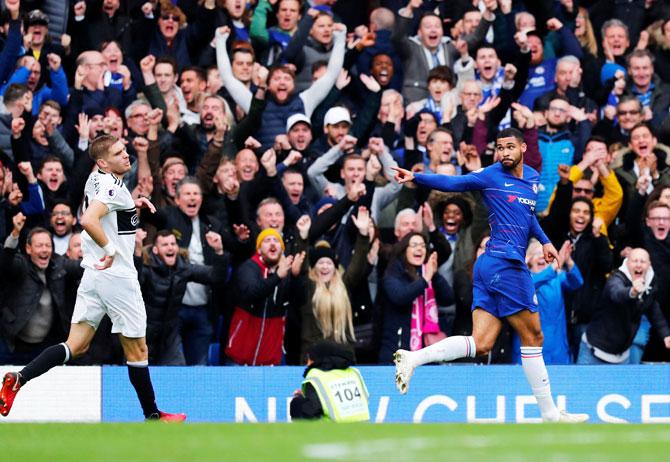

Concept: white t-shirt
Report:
left=182, top=216, right=208, bottom=306
left=80, top=169, right=138, bottom=278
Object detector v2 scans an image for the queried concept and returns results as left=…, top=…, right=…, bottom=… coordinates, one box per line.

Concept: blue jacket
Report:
left=537, top=130, right=574, bottom=212
left=512, top=264, right=583, bottom=365
left=519, top=26, right=583, bottom=108
left=0, top=20, right=22, bottom=86
left=519, top=58, right=557, bottom=109
left=255, top=94, right=306, bottom=149
left=1, top=66, right=69, bottom=114
left=536, top=120, right=591, bottom=213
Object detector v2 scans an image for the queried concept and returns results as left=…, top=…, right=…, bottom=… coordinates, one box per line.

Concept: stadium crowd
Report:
left=0, top=0, right=669, bottom=367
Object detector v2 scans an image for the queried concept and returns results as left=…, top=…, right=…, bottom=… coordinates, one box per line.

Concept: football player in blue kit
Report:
left=391, top=128, right=589, bottom=423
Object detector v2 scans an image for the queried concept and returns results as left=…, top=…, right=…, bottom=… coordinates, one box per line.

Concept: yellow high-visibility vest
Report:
left=302, top=367, right=370, bottom=422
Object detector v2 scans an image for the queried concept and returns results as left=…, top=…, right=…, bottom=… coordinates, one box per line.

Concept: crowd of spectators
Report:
left=1, top=0, right=669, bottom=367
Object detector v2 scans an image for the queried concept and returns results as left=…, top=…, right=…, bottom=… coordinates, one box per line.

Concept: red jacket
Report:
left=225, top=254, right=290, bottom=365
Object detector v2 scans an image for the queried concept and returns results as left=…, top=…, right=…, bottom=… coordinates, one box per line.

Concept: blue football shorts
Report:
left=471, top=253, right=538, bottom=318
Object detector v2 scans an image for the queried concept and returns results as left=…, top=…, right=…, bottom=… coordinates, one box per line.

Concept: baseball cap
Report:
left=324, top=106, right=352, bottom=126
left=286, top=113, right=311, bottom=132
left=25, top=10, right=49, bottom=28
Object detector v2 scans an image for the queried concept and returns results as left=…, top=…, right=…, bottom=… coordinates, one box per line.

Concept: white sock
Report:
left=412, top=336, right=476, bottom=366
left=520, top=346, right=560, bottom=421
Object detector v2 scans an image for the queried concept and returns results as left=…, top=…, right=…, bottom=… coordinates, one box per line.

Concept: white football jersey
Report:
left=80, top=169, right=138, bottom=278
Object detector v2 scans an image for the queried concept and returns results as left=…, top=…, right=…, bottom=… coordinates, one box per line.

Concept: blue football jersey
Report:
left=414, top=162, right=550, bottom=263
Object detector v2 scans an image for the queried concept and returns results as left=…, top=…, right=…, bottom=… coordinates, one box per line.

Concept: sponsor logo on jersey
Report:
left=506, top=195, right=536, bottom=209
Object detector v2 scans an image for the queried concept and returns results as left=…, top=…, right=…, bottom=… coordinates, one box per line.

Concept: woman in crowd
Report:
left=295, top=206, right=371, bottom=362
left=378, top=232, right=453, bottom=363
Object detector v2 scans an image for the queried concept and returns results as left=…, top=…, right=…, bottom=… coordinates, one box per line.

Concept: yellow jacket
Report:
left=569, top=166, right=623, bottom=236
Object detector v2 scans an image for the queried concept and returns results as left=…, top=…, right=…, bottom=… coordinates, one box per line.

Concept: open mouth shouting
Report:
left=46, top=176, right=61, bottom=191
left=34, top=252, right=50, bottom=268
left=183, top=200, right=199, bottom=216
left=573, top=216, right=587, bottom=233
left=53, top=217, right=69, bottom=236
left=163, top=249, right=177, bottom=266
left=444, top=219, right=459, bottom=234
left=274, top=85, right=290, bottom=102
left=635, top=141, right=651, bottom=157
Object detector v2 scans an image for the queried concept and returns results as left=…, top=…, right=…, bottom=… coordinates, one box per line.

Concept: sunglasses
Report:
left=161, top=14, right=180, bottom=22
left=573, top=187, right=594, bottom=194
left=617, top=110, right=640, bottom=116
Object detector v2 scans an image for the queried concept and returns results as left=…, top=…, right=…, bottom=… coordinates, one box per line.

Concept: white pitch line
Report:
left=302, top=430, right=670, bottom=461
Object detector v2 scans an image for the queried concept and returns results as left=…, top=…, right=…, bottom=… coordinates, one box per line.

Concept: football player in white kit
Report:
left=1, top=135, right=186, bottom=421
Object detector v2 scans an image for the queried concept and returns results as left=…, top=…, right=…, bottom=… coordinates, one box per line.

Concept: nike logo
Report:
left=504, top=182, right=514, bottom=187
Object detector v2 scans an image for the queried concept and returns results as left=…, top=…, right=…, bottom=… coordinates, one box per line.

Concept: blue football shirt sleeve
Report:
left=414, top=170, right=486, bottom=192
left=529, top=213, right=550, bottom=245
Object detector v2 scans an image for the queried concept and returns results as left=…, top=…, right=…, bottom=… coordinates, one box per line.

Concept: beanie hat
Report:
left=304, top=340, right=355, bottom=376
left=600, top=62, right=626, bottom=85
left=309, top=241, right=338, bottom=268
left=311, top=196, right=337, bottom=216
left=256, top=228, right=285, bottom=252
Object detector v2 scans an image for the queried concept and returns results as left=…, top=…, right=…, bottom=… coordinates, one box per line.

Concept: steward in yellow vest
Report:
left=290, top=341, right=370, bottom=422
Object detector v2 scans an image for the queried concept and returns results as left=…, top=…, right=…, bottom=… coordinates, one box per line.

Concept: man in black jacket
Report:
left=70, top=0, right=133, bottom=55
left=141, top=176, right=224, bottom=365
left=623, top=199, right=670, bottom=361
left=0, top=216, right=82, bottom=364
left=135, top=229, right=228, bottom=365
left=578, top=248, right=670, bottom=364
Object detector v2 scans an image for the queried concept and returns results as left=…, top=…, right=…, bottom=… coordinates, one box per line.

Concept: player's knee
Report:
left=66, top=340, right=89, bottom=358
left=124, top=342, right=148, bottom=362
left=521, top=329, right=544, bottom=347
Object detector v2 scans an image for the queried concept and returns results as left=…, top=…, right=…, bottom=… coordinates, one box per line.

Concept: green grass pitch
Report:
left=2, top=423, right=670, bottom=462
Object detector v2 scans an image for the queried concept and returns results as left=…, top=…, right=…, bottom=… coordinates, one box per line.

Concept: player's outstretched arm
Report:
left=80, top=200, right=115, bottom=270
left=391, top=166, right=415, bottom=184
left=413, top=169, right=486, bottom=193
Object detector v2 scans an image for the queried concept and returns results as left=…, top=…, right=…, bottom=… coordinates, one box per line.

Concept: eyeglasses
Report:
left=129, top=113, right=149, bottom=119
left=617, top=110, right=640, bottom=116
left=52, top=211, right=71, bottom=217
left=648, top=216, right=670, bottom=222
left=408, top=242, right=426, bottom=249
left=548, top=106, right=568, bottom=114
left=573, top=187, right=594, bottom=194
left=161, top=14, right=180, bottom=21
